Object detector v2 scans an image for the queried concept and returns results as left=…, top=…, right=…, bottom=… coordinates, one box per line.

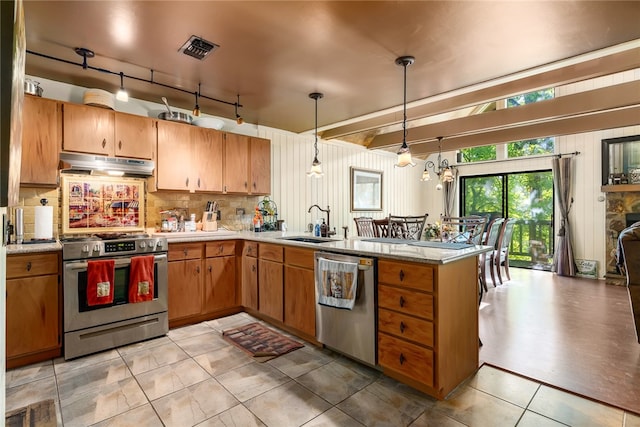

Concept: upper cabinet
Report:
left=62, top=103, right=154, bottom=160
left=223, top=133, right=271, bottom=195
left=20, top=95, right=61, bottom=186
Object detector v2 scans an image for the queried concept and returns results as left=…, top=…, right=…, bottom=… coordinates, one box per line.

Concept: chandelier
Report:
left=420, top=136, right=454, bottom=189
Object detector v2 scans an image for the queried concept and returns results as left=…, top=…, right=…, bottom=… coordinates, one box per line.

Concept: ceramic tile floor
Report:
left=6, top=312, right=640, bottom=427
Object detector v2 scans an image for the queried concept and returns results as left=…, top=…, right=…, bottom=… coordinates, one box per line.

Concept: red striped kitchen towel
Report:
left=87, top=259, right=115, bottom=306
left=128, top=255, right=154, bottom=303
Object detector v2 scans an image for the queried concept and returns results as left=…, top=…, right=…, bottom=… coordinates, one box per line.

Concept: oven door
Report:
left=63, top=253, right=168, bottom=333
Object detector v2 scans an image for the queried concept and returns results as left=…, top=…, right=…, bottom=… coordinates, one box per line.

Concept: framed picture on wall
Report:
left=350, top=167, right=383, bottom=211
left=61, top=174, right=145, bottom=234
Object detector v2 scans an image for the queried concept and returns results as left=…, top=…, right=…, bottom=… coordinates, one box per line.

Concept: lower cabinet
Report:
left=283, top=247, right=316, bottom=337
left=258, top=243, right=284, bottom=321
left=203, top=241, right=237, bottom=314
left=6, top=252, right=61, bottom=368
left=168, top=247, right=202, bottom=322
left=241, top=242, right=259, bottom=310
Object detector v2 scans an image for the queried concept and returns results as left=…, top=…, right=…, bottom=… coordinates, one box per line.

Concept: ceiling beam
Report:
left=368, top=80, right=640, bottom=149
left=408, top=105, right=640, bottom=156
left=321, top=47, right=640, bottom=140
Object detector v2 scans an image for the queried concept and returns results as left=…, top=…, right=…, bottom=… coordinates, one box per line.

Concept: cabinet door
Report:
left=258, top=259, right=283, bottom=321
left=168, top=259, right=202, bottom=321
left=203, top=256, right=236, bottom=313
left=284, top=264, right=315, bottom=337
left=192, top=127, right=223, bottom=192
left=62, top=103, right=114, bottom=155
left=21, top=96, right=61, bottom=186
left=250, top=137, right=271, bottom=195
left=242, top=255, right=258, bottom=310
left=157, top=120, right=193, bottom=190
left=6, top=275, right=59, bottom=358
left=223, top=132, right=249, bottom=193
left=114, top=112, right=155, bottom=159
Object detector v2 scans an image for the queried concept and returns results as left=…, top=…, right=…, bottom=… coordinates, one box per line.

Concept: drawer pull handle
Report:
left=208, top=265, right=212, bottom=273
left=197, top=178, right=201, bottom=188
left=184, top=249, right=188, bottom=256
left=399, top=296, right=405, bottom=307
left=400, top=321, right=405, bottom=333
left=102, top=138, right=106, bottom=148
left=26, top=262, right=32, bottom=272
left=186, top=177, right=190, bottom=187
left=399, top=270, right=405, bottom=281
left=195, top=266, right=200, bottom=274
left=118, top=140, right=122, bottom=149
left=218, top=245, right=223, bottom=254
left=399, top=353, right=406, bottom=365
left=252, top=265, right=256, bottom=272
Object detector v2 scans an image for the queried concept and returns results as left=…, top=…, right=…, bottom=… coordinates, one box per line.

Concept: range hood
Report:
left=59, top=152, right=154, bottom=177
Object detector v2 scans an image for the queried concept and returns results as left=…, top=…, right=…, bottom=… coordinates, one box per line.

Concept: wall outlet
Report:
left=236, top=208, right=245, bottom=215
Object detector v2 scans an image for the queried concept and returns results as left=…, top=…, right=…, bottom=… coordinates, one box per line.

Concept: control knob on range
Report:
left=93, top=244, right=100, bottom=253
left=148, top=240, right=156, bottom=249
left=139, top=241, right=146, bottom=249
left=156, top=240, right=164, bottom=249
left=82, top=244, right=89, bottom=253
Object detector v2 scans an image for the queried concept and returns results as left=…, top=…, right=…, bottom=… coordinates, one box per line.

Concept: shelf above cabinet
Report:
left=601, top=184, right=640, bottom=193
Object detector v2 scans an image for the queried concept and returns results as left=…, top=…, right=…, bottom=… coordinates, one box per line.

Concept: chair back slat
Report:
left=353, top=217, right=376, bottom=237
left=441, top=216, right=487, bottom=244
left=373, top=219, right=389, bottom=238
left=388, top=214, right=428, bottom=240
left=483, top=218, right=505, bottom=248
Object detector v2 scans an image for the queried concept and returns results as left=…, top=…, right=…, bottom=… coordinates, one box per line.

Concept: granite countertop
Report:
left=158, top=229, right=492, bottom=264
left=5, top=230, right=491, bottom=264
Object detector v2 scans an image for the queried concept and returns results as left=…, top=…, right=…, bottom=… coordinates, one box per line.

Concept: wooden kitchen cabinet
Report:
left=20, top=95, right=61, bottom=186
left=258, top=243, right=284, bottom=321
left=202, top=241, right=237, bottom=314
left=114, top=112, right=156, bottom=159
left=241, top=241, right=259, bottom=310
left=223, top=132, right=250, bottom=193
left=250, top=136, right=271, bottom=195
left=156, top=121, right=223, bottom=192
left=283, top=247, right=316, bottom=337
left=62, top=103, right=114, bottom=156
left=6, top=252, right=61, bottom=369
left=167, top=243, right=203, bottom=323
left=377, top=256, right=479, bottom=399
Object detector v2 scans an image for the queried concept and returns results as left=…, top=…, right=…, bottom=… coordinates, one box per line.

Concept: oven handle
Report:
left=64, top=254, right=168, bottom=271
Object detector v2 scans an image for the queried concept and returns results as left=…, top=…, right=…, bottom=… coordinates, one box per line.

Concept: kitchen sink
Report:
left=278, top=236, right=335, bottom=244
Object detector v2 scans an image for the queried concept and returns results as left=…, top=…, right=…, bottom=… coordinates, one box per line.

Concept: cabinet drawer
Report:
left=168, top=243, right=203, bottom=261
left=379, top=308, right=434, bottom=347
left=285, top=247, right=314, bottom=269
left=379, top=333, right=433, bottom=387
left=243, top=241, right=258, bottom=258
left=206, top=240, right=236, bottom=258
left=378, top=259, right=433, bottom=292
left=378, top=284, right=433, bottom=320
left=259, top=243, right=284, bottom=262
left=7, top=253, right=58, bottom=279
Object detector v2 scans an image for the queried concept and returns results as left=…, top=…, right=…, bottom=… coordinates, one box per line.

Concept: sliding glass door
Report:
left=461, top=170, right=554, bottom=270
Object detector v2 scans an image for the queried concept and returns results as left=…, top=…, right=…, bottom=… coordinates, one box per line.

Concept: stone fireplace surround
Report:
left=605, top=191, right=640, bottom=285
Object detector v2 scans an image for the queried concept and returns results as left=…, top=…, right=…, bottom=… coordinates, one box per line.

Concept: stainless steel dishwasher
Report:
left=314, top=251, right=377, bottom=366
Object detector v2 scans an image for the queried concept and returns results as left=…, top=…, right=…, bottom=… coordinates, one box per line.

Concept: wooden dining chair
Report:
left=353, top=217, right=377, bottom=237
left=493, top=218, right=517, bottom=285
left=373, top=219, right=389, bottom=238
left=388, top=214, right=428, bottom=240
left=440, top=216, right=486, bottom=244
left=479, top=217, right=504, bottom=291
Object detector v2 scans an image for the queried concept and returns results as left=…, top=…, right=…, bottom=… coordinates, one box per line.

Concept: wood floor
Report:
left=479, top=267, right=640, bottom=415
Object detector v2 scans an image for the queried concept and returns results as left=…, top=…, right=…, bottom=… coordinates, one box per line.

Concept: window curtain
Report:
left=552, top=157, right=576, bottom=276
left=443, top=168, right=457, bottom=218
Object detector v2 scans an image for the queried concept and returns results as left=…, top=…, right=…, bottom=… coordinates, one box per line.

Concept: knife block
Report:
left=202, top=211, right=218, bottom=231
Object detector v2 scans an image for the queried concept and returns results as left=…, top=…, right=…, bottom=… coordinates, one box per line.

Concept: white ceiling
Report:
left=23, top=1, right=640, bottom=152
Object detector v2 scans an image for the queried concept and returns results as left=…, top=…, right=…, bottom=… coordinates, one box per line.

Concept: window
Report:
left=461, top=170, right=554, bottom=270
left=459, top=89, right=555, bottom=163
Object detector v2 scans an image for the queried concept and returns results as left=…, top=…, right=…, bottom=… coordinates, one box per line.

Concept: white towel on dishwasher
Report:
left=316, top=257, right=358, bottom=310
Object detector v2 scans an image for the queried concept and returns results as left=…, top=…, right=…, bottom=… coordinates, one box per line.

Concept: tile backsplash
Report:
left=15, top=185, right=262, bottom=239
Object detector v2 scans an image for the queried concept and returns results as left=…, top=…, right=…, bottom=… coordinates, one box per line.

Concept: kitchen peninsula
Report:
left=7, top=231, right=489, bottom=400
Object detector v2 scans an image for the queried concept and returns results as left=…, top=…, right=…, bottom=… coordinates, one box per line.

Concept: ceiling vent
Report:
left=179, top=35, right=219, bottom=60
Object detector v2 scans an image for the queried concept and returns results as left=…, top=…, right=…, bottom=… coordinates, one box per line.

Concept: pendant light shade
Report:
left=395, top=56, right=415, bottom=168
left=192, top=87, right=201, bottom=117
left=307, top=92, right=324, bottom=178
left=116, top=71, right=128, bottom=102
left=235, top=94, right=244, bottom=125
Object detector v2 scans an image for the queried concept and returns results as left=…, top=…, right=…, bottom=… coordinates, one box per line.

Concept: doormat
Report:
left=5, top=399, right=56, bottom=427
left=222, top=322, right=304, bottom=362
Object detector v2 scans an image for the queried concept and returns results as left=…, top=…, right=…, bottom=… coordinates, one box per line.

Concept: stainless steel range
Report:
left=62, top=233, right=169, bottom=359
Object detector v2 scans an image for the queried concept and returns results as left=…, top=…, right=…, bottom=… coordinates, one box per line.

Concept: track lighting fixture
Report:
left=395, top=56, right=416, bottom=168
left=116, top=71, right=128, bottom=102
left=192, top=84, right=201, bottom=117
left=235, top=94, right=244, bottom=125
left=421, top=136, right=454, bottom=189
left=307, top=92, right=324, bottom=178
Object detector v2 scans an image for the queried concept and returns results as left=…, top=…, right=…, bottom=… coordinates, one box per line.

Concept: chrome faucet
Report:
left=308, top=204, right=336, bottom=236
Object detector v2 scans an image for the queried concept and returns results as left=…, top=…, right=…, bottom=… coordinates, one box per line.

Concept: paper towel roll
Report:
left=34, top=205, right=53, bottom=240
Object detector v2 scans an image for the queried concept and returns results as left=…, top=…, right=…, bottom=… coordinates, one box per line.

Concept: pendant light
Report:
left=235, top=94, right=244, bottom=125
left=421, top=136, right=454, bottom=189
left=116, top=71, right=128, bottom=102
left=395, top=56, right=415, bottom=167
left=192, top=84, right=201, bottom=117
left=307, top=92, right=324, bottom=178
